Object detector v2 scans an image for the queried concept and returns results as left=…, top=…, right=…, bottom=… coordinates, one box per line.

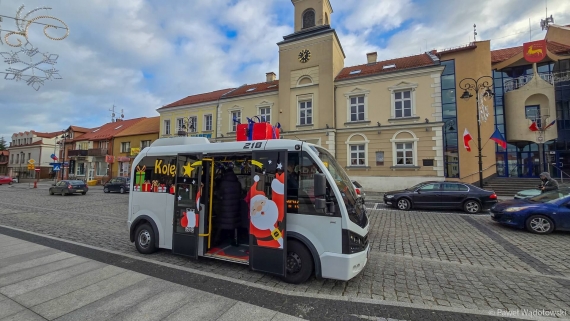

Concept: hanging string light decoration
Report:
left=0, top=4, right=69, bottom=90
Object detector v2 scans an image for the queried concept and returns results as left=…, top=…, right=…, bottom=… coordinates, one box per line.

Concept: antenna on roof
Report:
left=110, top=104, right=117, bottom=122
left=473, top=24, right=477, bottom=42
left=540, top=0, right=554, bottom=30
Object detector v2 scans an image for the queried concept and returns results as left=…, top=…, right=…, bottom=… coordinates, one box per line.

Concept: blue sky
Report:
left=0, top=0, right=568, bottom=142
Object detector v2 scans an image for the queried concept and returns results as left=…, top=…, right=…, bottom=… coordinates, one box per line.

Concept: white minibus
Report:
left=127, top=137, right=369, bottom=284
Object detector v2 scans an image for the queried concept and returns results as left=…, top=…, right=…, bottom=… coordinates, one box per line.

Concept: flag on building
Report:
left=463, top=128, right=473, bottom=152
left=543, top=120, right=556, bottom=130
left=529, top=121, right=539, bottom=131
left=490, top=128, right=507, bottom=149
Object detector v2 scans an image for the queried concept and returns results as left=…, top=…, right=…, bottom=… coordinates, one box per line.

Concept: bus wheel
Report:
left=135, top=223, right=157, bottom=254
left=284, top=240, right=313, bottom=284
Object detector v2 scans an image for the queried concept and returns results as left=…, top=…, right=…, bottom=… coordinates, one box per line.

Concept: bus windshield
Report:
left=310, top=145, right=366, bottom=227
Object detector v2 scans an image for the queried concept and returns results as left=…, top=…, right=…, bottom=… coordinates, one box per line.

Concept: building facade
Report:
left=7, top=130, right=63, bottom=179
left=112, top=117, right=160, bottom=177
left=0, top=151, right=9, bottom=176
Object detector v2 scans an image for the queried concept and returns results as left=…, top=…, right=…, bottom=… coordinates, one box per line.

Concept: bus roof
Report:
left=142, top=137, right=319, bottom=157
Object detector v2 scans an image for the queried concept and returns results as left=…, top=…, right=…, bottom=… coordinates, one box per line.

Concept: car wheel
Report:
left=120, top=187, right=125, bottom=194
left=135, top=223, right=157, bottom=254
left=526, top=215, right=554, bottom=234
left=283, top=240, right=313, bottom=284
left=61, top=190, right=66, bottom=196
left=104, top=187, right=109, bottom=193
left=396, top=198, right=411, bottom=211
left=463, top=200, right=481, bottom=214
left=49, top=189, right=54, bottom=195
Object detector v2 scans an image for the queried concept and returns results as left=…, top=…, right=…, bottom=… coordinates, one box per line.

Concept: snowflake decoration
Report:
left=478, top=91, right=490, bottom=123
left=0, top=42, right=61, bottom=90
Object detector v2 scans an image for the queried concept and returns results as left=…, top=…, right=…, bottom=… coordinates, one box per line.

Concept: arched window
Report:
left=302, top=9, right=315, bottom=29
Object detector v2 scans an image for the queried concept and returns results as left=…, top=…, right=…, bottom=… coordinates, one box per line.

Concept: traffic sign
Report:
left=27, top=164, right=34, bottom=170
left=34, top=168, right=40, bottom=172
left=52, top=164, right=61, bottom=171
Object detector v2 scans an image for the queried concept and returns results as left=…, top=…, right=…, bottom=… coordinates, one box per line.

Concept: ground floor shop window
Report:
left=76, top=162, right=85, bottom=176
left=396, top=143, right=414, bottom=165
left=350, top=145, right=365, bottom=165
left=119, top=162, right=130, bottom=176
left=96, top=161, right=106, bottom=176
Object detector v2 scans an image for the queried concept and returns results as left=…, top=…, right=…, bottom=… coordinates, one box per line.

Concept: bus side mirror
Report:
left=314, top=173, right=326, bottom=197
left=315, top=198, right=326, bottom=210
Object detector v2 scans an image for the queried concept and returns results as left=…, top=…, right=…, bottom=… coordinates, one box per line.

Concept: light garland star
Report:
left=183, top=162, right=194, bottom=177
left=268, top=160, right=272, bottom=164
left=177, top=195, right=182, bottom=201
left=277, top=163, right=283, bottom=170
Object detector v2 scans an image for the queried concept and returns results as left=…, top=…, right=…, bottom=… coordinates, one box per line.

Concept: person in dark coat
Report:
left=214, top=168, right=242, bottom=230
left=539, top=172, right=558, bottom=194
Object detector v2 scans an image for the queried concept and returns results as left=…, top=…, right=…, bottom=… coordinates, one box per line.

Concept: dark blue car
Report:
left=490, top=192, right=570, bottom=234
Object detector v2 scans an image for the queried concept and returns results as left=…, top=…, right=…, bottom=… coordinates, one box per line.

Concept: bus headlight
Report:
left=348, top=231, right=368, bottom=254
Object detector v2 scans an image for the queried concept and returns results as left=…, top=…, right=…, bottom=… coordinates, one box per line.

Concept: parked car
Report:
left=490, top=193, right=570, bottom=234
left=383, top=181, right=498, bottom=214
left=104, top=177, right=130, bottom=194
left=352, top=180, right=366, bottom=200
left=501, top=188, right=570, bottom=207
left=49, top=180, right=88, bottom=196
left=514, top=183, right=569, bottom=199
left=0, top=176, right=13, bottom=185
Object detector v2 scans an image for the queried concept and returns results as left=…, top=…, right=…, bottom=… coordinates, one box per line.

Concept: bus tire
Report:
left=135, top=223, right=157, bottom=254
left=284, top=240, right=313, bottom=284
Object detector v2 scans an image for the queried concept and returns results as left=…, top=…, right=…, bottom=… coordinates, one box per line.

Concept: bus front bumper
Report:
left=320, top=244, right=369, bottom=281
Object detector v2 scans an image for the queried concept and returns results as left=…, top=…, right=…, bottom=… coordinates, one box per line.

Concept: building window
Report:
left=10, top=155, right=13, bottom=164
left=394, top=90, right=412, bottom=118
left=350, top=145, right=366, bottom=166
left=345, top=133, right=369, bottom=167
left=525, top=105, right=541, bottom=127
left=204, top=114, right=213, bottom=131
left=119, top=162, right=130, bottom=176
left=164, top=119, right=171, bottom=135
left=176, top=118, right=184, bottom=133
left=78, top=142, right=88, bottom=150
left=27, top=153, right=31, bottom=162
left=15, top=154, right=19, bottom=164
left=349, top=95, right=365, bottom=121
left=100, top=141, right=108, bottom=149
left=141, top=140, right=151, bottom=149
left=302, top=9, right=315, bottom=29
left=231, top=111, right=241, bottom=132
left=96, top=161, right=106, bottom=176
left=259, top=107, right=271, bottom=123
left=121, top=142, right=131, bottom=153
left=188, top=116, right=197, bottom=132
left=77, top=162, right=85, bottom=176
left=396, top=143, right=414, bottom=165
left=299, top=100, right=312, bottom=125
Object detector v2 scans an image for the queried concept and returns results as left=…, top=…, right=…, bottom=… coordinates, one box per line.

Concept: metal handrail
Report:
left=459, top=163, right=497, bottom=180
left=504, top=71, right=570, bottom=93
left=549, top=163, right=570, bottom=184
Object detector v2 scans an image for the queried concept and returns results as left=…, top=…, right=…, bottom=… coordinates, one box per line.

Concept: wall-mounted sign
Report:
left=523, top=40, right=547, bottom=63
left=130, top=147, right=140, bottom=156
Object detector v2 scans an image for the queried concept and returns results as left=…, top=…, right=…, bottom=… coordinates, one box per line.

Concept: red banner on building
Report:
left=523, top=40, right=547, bottom=63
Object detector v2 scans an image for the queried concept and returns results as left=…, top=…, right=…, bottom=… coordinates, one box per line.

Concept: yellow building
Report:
left=112, top=117, right=160, bottom=177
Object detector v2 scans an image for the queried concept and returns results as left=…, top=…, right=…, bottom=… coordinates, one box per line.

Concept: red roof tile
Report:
left=224, top=81, right=279, bottom=98
left=0, top=151, right=9, bottom=156
left=435, top=43, right=477, bottom=56
left=34, top=131, right=64, bottom=138
left=491, top=41, right=570, bottom=63
left=158, top=88, right=235, bottom=110
left=114, top=117, right=160, bottom=137
left=69, top=126, right=92, bottom=133
left=74, top=118, right=146, bottom=141
left=335, top=53, right=436, bottom=81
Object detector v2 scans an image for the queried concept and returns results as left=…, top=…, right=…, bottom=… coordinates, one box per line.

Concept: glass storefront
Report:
left=441, top=60, right=459, bottom=178
left=493, top=59, right=570, bottom=178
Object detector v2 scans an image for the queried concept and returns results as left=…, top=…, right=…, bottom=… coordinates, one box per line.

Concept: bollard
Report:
left=33, top=181, right=37, bottom=188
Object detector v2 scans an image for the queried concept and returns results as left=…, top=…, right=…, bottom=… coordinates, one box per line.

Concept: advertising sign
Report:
left=523, top=40, right=547, bottom=63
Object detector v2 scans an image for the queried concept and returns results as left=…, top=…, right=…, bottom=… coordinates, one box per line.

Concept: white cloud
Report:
left=0, top=0, right=568, bottom=142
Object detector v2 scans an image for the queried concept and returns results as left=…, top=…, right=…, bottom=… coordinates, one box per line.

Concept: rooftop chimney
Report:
left=367, top=52, right=377, bottom=64
left=266, top=72, right=276, bottom=82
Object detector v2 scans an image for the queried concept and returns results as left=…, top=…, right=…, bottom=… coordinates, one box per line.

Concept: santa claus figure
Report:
left=249, top=174, right=285, bottom=248
left=181, top=191, right=200, bottom=233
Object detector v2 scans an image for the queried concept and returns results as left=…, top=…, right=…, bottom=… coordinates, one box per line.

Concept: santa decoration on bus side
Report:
left=249, top=174, right=285, bottom=249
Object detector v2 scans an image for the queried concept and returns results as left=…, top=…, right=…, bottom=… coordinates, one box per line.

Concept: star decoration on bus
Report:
left=268, top=160, right=272, bottom=164
left=277, top=163, right=283, bottom=170
left=177, top=195, right=182, bottom=201
left=183, top=162, right=194, bottom=177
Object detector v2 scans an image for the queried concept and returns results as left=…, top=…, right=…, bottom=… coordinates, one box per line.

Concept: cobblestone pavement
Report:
left=1, top=185, right=570, bottom=319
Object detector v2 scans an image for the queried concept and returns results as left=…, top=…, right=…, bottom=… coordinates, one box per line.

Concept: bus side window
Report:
left=132, top=156, right=176, bottom=192
left=286, top=151, right=326, bottom=216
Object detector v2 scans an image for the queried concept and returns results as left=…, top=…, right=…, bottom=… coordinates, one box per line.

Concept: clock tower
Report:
left=277, top=0, right=345, bottom=149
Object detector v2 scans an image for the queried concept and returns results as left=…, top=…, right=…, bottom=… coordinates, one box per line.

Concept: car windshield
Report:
left=69, top=180, right=84, bottom=185
left=530, top=189, right=570, bottom=203
left=309, top=145, right=366, bottom=227
left=406, top=183, right=425, bottom=191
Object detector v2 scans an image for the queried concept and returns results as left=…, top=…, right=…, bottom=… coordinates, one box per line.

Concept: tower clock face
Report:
left=298, top=49, right=311, bottom=63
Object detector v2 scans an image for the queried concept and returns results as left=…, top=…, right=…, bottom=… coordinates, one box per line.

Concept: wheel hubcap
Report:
left=530, top=218, right=550, bottom=232
left=397, top=200, right=408, bottom=209
left=466, top=202, right=479, bottom=213
left=286, top=252, right=302, bottom=274
left=138, top=230, right=151, bottom=248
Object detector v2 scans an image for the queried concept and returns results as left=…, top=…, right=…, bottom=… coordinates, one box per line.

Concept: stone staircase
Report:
left=483, top=177, right=564, bottom=197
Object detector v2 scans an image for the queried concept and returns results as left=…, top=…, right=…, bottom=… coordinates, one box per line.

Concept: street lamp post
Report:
left=60, top=131, right=70, bottom=181
left=459, top=76, right=494, bottom=188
